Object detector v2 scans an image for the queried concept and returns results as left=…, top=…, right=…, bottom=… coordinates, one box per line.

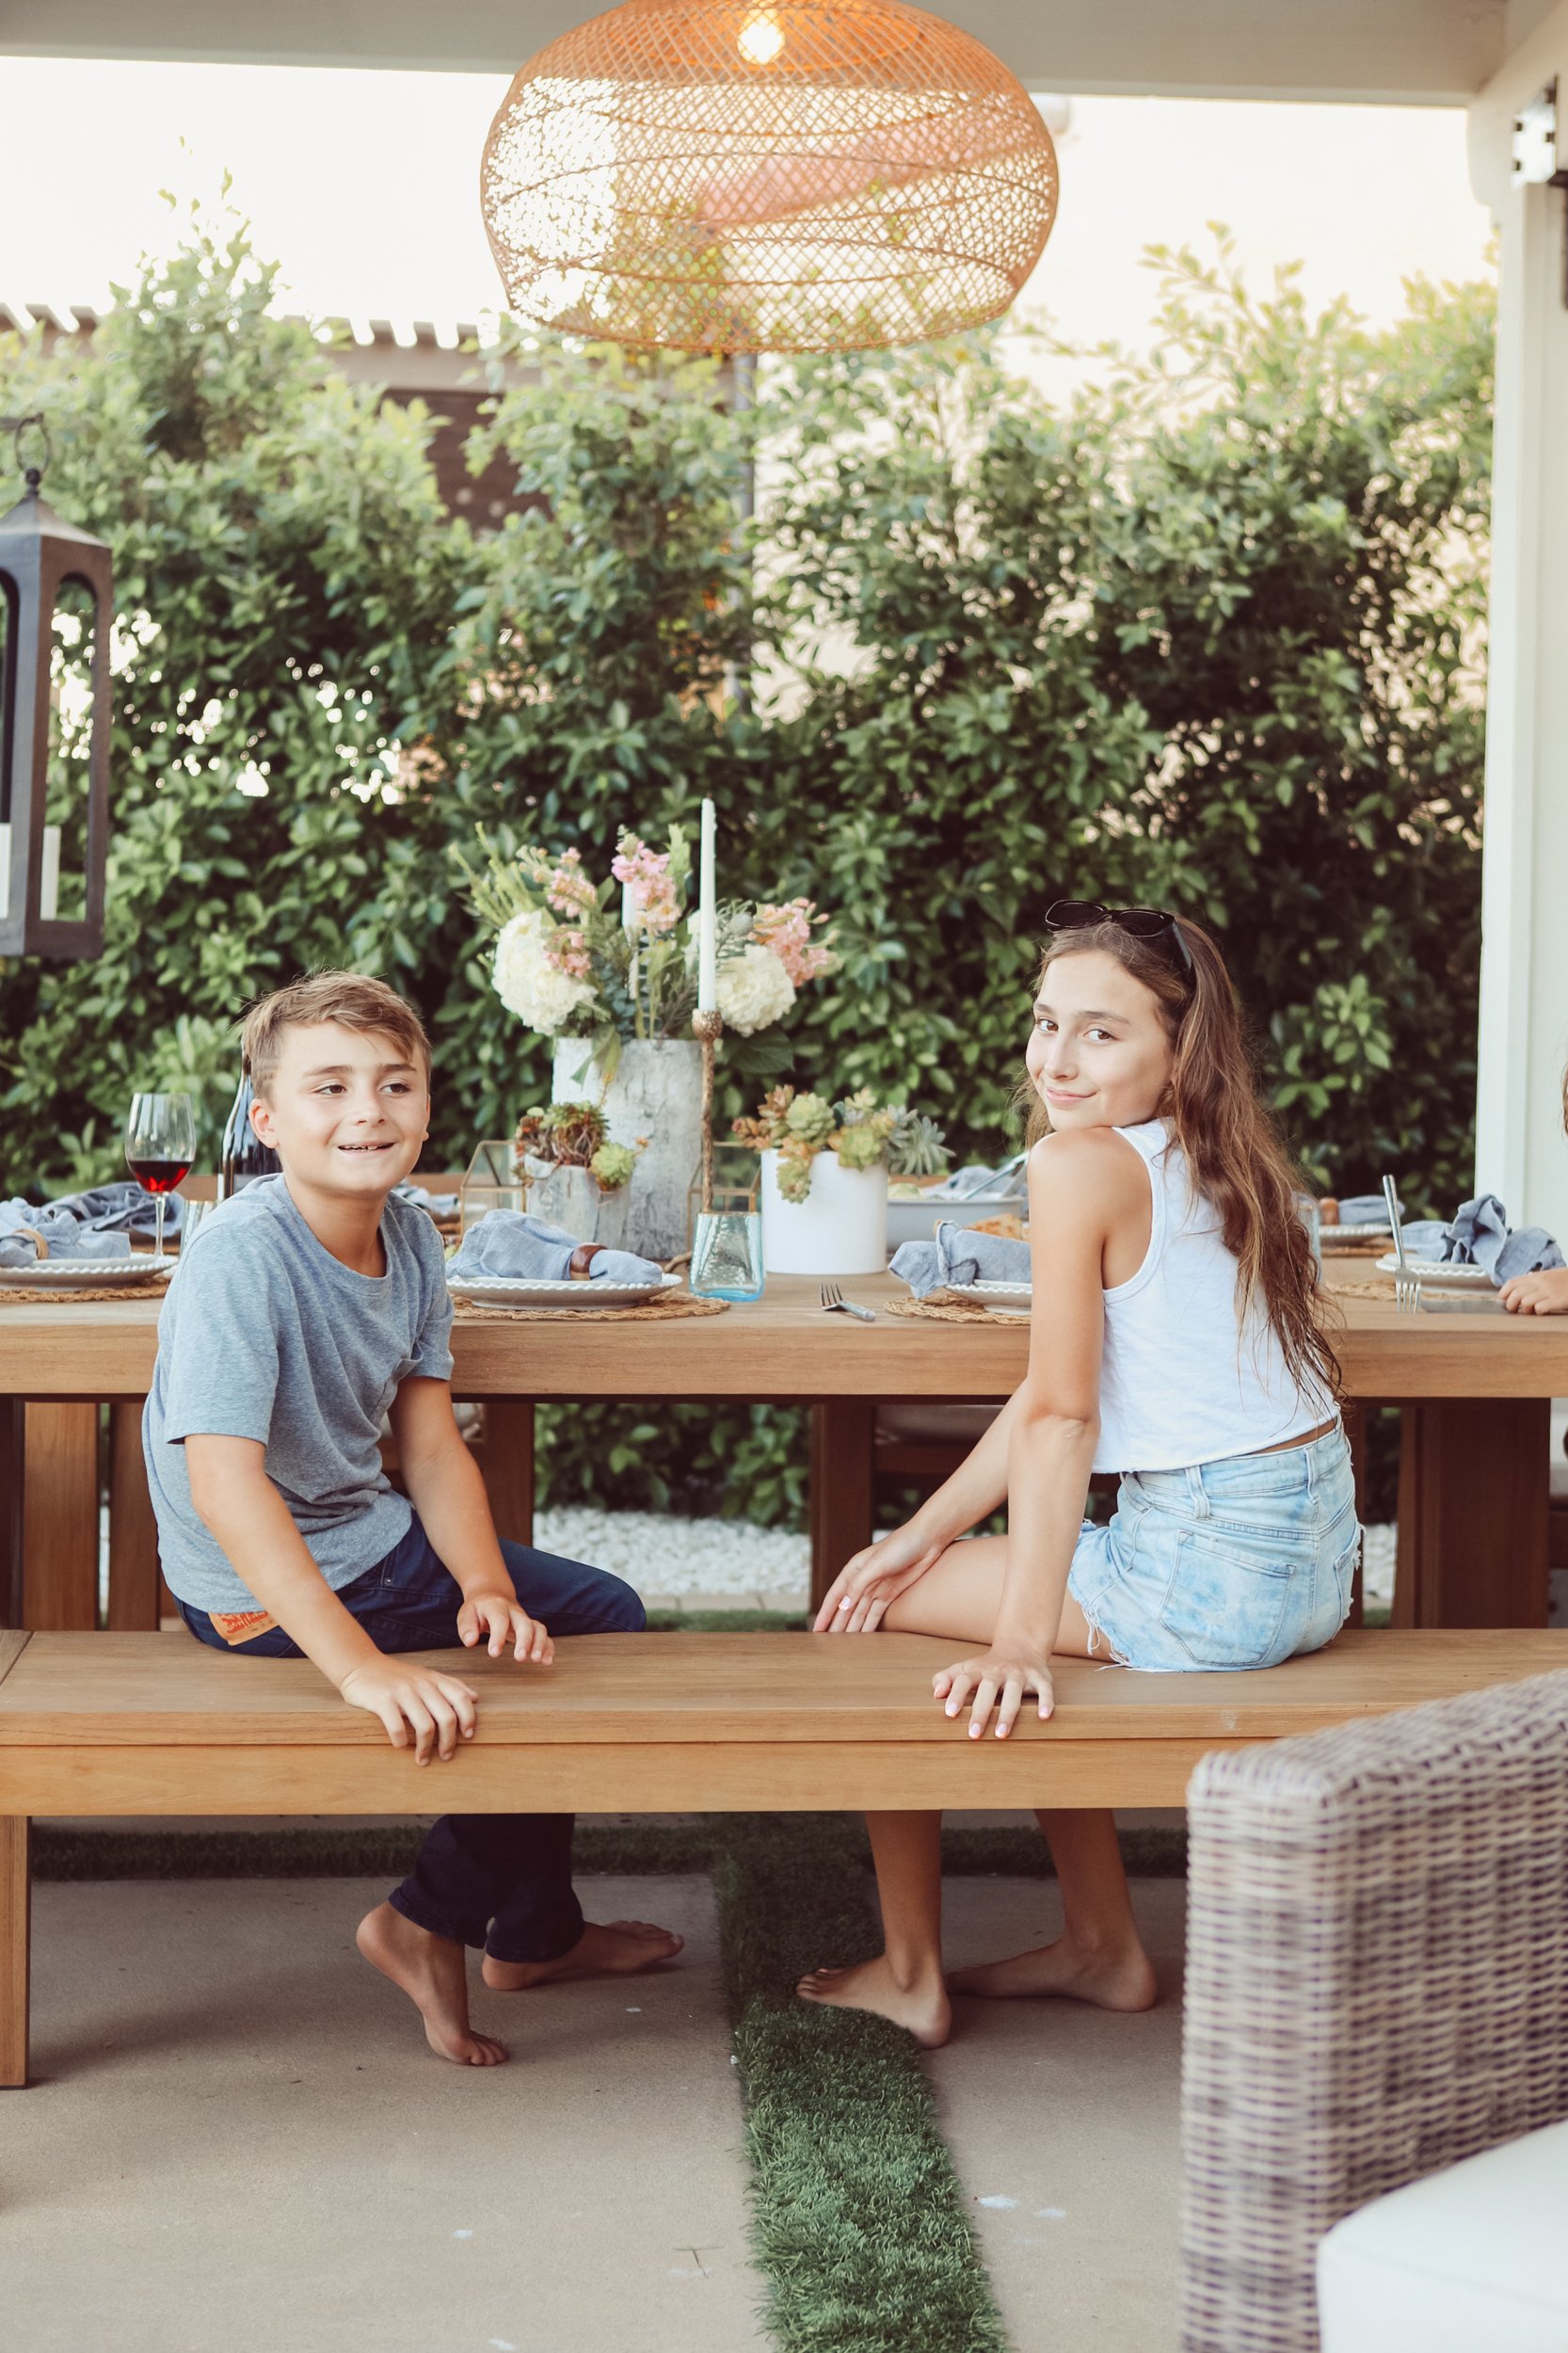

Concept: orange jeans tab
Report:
left=205, top=1608, right=280, bottom=1646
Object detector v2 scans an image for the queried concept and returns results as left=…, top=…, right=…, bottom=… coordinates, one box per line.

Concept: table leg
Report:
left=19, top=1405, right=99, bottom=1631
left=1, top=1817, right=28, bottom=2088
left=1394, top=1399, right=1551, bottom=1628
left=0, top=1405, right=22, bottom=1630
left=1341, top=1401, right=1368, bottom=1627
left=809, top=1400, right=876, bottom=1613
left=479, top=1401, right=535, bottom=1548
left=107, top=1401, right=162, bottom=1631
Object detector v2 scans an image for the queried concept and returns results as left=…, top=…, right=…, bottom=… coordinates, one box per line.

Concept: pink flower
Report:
left=546, top=847, right=597, bottom=917
left=753, top=899, right=835, bottom=987
left=612, top=834, right=680, bottom=937
left=545, top=925, right=592, bottom=979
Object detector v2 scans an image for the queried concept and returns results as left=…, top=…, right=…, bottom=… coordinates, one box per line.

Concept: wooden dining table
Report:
left=1, top=1271, right=1564, bottom=1634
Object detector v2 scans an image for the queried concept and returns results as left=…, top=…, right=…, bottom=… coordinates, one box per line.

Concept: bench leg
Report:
left=479, top=1401, right=535, bottom=1548
left=1, top=1817, right=29, bottom=2088
left=810, top=1400, right=876, bottom=1613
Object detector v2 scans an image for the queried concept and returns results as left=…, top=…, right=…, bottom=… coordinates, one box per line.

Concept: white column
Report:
left=1470, top=10, right=1568, bottom=1234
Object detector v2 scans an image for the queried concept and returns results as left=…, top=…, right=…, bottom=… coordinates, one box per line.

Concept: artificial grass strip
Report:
left=712, top=1813, right=1010, bottom=2353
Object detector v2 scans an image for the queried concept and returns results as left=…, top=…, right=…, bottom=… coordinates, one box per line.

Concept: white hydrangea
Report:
left=717, top=941, right=796, bottom=1034
left=492, top=909, right=595, bottom=1035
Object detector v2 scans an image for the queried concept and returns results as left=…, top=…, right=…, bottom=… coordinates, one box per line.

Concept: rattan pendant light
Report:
left=480, top=0, right=1058, bottom=353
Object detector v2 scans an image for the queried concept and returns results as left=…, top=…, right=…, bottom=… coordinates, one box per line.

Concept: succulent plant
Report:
left=888, top=1111, right=952, bottom=1178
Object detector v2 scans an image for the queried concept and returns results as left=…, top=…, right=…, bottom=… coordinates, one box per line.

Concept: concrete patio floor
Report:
left=6, top=1874, right=768, bottom=2353
left=6, top=1861, right=1186, bottom=2353
left=936, top=1875, right=1185, bottom=2353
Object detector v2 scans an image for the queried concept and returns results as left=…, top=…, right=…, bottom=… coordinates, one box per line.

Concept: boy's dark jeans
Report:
left=177, top=1513, right=645, bottom=1963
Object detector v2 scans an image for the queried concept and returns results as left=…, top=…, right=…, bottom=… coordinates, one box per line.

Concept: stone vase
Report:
left=520, top=1159, right=633, bottom=1249
left=552, top=1035, right=703, bottom=1263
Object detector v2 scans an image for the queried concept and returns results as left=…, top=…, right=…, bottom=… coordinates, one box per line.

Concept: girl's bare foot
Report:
left=795, top=1955, right=952, bottom=2048
left=481, top=1918, right=684, bottom=1992
left=948, top=1934, right=1157, bottom=2013
left=356, top=1902, right=508, bottom=2066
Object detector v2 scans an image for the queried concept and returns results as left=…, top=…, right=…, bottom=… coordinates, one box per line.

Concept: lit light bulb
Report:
left=737, top=9, right=785, bottom=66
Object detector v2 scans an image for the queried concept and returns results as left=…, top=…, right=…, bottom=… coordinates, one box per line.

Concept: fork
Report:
left=820, top=1280, right=875, bottom=1323
left=1384, top=1175, right=1419, bottom=1315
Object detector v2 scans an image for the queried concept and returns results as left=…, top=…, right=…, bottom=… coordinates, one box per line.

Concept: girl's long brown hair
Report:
left=1032, top=918, right=1341, bottom=1403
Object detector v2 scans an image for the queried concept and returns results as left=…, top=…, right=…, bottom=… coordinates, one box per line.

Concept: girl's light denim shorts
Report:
left=1066, top=1423, right=1360, bottom=1673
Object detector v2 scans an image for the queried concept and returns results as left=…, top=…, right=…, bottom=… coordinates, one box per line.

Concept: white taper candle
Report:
left=697, top=798, right=717, bottom=1014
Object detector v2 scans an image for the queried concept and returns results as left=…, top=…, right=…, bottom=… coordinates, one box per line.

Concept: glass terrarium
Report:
left=458, top=1140, right=527, bottom=1237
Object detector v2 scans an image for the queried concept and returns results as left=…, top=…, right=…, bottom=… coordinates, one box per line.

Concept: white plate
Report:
left=447, top=1272, right=682, bottom=1310
left=965, top=1279, right=1032, bottom=1305
left=1319, top=1221, right=1390, bottom=1245
left=0, top=1256, right=174, bottom=1290
left=1375, top=1253, right=1496, bottom=1290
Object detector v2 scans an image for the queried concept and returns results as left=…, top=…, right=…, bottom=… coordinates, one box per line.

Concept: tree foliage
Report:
left=0, top=209, right=1492, bottom=1520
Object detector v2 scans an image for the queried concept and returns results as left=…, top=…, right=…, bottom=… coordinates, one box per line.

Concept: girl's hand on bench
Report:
left=457, top=1589, right=554, bottom=1664
left=814, top=1520, right=947, bottom=1633
left=338, top=1661, right=481, bottom=1764
left=935, top=1647, right=1056, bottom=1740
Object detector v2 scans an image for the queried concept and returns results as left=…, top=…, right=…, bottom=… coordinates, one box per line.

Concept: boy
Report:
left=143, top=971, right=680, bottom=2066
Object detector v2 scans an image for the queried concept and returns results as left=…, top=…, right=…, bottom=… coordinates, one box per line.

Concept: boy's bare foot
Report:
left=795, top=1955, right=952, bottom=2048
left=947, top=1934, right=1157, bottom=2013
left=356, top=1902, right=509, bottom=2066
left=481, top=1918, right=684, bottom=1992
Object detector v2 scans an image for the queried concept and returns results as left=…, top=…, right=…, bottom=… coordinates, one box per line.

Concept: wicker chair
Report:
left=1179, top=1667, right=1568, bottom=2353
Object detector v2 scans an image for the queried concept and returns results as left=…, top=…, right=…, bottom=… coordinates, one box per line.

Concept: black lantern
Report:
left=0, top=414, right=112, bottom=959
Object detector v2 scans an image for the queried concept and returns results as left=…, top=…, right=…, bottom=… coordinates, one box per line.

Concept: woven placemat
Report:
left=0, top=1279, right=172, bottom=1305
left=886, top=1292, right=1022, bottom=1325
left=452, top=1289, right=728, bottom=1324
left=1321, top=1272, right=1400, bottom=1300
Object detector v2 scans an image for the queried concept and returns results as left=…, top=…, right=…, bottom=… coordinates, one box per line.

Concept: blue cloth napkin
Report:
left=1399, top=1194, right=1564, bottom=1286
left=891, top=1220, right=1031, bottom=1300
left=1337, top=1193, right=1400, bottom=1225
left=0, top=1196, right=133, bottom=1268
left=447, top=1210, right=662, bottom=1286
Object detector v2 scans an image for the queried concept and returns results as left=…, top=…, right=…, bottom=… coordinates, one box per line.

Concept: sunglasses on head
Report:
left=1044, top=900, right=1194, bottom=975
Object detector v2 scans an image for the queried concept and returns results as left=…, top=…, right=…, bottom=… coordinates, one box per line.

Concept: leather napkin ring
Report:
left=14, top=1225, right=48, bottom=1261
left=568, top=1243, right=605, bottom=1280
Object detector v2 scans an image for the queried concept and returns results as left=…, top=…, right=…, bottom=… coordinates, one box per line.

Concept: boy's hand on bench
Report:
left=338, top=1661, right=481, bottom=1764
left=456, top=1589, right=554, bottom=1664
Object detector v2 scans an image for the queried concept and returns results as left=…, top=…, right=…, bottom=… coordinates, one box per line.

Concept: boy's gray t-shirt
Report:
left=142, top=1177, right=455, bottom=1612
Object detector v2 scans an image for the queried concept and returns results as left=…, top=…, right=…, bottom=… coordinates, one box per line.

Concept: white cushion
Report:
left=1318, top=2119, right=1568, bottom=2352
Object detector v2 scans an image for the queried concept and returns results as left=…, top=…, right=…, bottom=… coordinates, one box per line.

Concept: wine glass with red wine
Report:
left=124, top=1093, right=198, bottom=1262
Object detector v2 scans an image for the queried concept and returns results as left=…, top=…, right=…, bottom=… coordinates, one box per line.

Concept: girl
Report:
left=799, top=904, right=1357, bottom=2047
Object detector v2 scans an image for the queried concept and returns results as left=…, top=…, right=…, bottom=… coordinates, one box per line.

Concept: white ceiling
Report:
left=0, top=0, right=1507, bottom=103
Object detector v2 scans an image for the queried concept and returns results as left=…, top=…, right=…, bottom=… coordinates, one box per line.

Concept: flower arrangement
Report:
left=733, top=1087, right=949, bottom=1204
left=512, top=1103, right=640, bottom=1193
left=458, top=825, right=836, bottom=1074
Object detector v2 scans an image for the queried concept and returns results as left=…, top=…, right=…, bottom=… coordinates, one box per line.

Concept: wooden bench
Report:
left=4, top=1625, right=1565, bottom=2087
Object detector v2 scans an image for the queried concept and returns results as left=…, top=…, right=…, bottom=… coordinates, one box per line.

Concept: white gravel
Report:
left=533, top=1506, right=1402, bottom=1613
left=533, top=1505, right=810, bottom=1603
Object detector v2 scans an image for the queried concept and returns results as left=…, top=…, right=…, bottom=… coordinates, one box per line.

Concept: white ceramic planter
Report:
left=760, top=1149, right=888, bottom=1275
left=552, top=1035, right=701, bottom=1263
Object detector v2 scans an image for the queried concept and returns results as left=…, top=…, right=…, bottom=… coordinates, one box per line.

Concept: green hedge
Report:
left=0, top=211, right=1492, bottom=1528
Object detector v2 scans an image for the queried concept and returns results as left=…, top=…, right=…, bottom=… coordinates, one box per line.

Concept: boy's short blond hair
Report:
left=240, top=971, right=431, bottom=1099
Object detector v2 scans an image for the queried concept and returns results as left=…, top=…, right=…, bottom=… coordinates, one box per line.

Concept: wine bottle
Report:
left=217, top=1071, right=281, bottom=1200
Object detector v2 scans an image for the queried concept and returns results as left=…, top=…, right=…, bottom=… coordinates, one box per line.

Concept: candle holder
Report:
left=692, top=1006, right=723, bottom=1213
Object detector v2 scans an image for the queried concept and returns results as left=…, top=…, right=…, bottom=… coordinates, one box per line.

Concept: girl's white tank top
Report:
left=1093, top=1119, right=1332, bottom=1474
